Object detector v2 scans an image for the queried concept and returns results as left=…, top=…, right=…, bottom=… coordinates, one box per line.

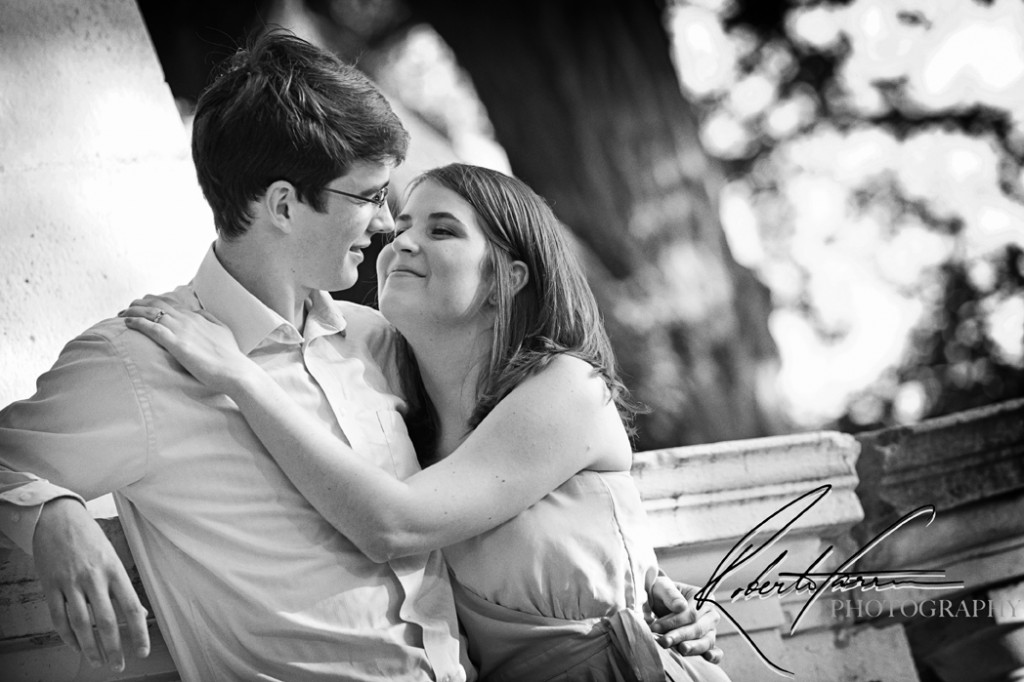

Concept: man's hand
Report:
left=648, top=576, right=723, bottom=664
left=32, top=498, right=150, bottom=672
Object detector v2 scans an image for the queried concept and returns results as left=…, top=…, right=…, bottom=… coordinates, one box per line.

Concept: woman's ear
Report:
left=486, top=261, right=530, bottom=307
left=509, top=260, right=530, bottom=296
left=264, top=180, right=295, bottom=234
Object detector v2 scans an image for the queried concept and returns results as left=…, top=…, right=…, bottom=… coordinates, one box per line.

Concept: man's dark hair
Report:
left=192, top=31, right=409, bottom=239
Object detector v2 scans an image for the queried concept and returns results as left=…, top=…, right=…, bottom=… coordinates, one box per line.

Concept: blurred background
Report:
left=136, top=0, right=1024, bottom=451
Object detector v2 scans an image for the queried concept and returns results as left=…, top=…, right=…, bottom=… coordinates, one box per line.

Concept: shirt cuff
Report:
left=0, top=480, right=85, bottom=555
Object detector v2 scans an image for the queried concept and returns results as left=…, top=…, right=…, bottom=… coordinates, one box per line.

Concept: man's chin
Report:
left=326, top=271, right=359, bottom=293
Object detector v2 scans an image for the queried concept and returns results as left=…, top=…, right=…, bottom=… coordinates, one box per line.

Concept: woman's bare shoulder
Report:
left=521, top=354, right=632, bottom=472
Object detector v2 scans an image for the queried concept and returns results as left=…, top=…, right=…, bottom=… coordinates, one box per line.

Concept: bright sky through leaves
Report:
left=670, top=0, right=1024, bottom=426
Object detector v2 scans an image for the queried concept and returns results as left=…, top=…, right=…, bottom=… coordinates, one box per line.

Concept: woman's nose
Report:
left=393, top=229, right=419, bottom=252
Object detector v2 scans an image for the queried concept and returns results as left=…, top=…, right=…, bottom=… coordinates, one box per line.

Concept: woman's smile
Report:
left=387, top=265, right=425, bottom=278
left=377, top=180, right=493, bottom=327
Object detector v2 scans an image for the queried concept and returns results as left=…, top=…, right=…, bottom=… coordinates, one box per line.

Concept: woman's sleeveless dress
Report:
left=443, top=471, right=732, bottom=682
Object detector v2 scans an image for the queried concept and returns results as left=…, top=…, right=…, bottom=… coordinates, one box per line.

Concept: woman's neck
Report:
left=403, top=321, right=492, bottom=458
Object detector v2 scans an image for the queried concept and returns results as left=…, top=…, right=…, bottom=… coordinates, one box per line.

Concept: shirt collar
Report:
left=304, top=290, right=349, bottom=341
left=191, top=245, right=347, bottom=354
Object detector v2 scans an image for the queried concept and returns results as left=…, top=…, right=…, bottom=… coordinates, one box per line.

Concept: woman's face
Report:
left=377, top=179, right=494, bottom=331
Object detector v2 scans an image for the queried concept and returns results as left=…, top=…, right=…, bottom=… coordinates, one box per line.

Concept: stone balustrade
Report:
left=3, top=399, right=1022, bottom=680
left=635, top=430, right=920, bottom=681
left=1, top=430, right=900, bottom=681
left=851, top=398, right=1024, bottom=682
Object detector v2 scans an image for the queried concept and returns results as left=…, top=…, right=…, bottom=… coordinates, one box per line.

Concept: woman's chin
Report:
left=378, top=295, right=414, bottom=328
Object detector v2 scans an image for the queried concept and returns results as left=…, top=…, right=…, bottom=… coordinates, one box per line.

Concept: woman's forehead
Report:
left=402, top=180, right=481, bottom=227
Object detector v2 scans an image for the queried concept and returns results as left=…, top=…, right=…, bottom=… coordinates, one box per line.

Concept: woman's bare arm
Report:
left=122, top=302, right=629, bottom=562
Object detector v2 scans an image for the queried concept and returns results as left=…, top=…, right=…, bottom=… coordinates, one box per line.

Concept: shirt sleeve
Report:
left=0, top=475, right=84, bottom=554
left=0, top=329, right=149, bottom=554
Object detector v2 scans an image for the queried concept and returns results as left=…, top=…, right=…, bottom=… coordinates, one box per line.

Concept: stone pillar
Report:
left=633, top=431, right=920, bottom=680
left=0, top=0, right=208, bottom=675
left=0, top=0, right=214, bottom=407
left=853, top=398, right=1024, bottom=682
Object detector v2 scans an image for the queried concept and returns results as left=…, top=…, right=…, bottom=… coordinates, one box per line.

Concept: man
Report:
left=0, top=32, right=717, bottom=680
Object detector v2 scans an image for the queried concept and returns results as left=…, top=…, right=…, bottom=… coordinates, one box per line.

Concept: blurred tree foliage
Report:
left=666, top=0, right=1024, bottom=432
left=138, top=0, right=1024, bottom=443
left=882, top=249, right=1024, bottom=427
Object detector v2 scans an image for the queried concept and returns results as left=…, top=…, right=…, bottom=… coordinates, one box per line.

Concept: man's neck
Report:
left=213, top=238, right=309, bottom=331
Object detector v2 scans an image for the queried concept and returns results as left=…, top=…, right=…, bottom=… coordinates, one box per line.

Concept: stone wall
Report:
left=853, top=398, right=1024, bottom=682
left=633, top=399, right=1024, bottom=681
left=0, top=0, right=214, bottom=407
left=635, top=431, right=920, bottom=680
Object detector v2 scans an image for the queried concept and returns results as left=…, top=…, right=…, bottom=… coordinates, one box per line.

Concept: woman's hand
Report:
left=648, top=576, right=724, bottom=664
left=119, top=295, right=255, bottom=395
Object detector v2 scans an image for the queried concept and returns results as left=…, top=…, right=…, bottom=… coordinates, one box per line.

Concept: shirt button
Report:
left=18, top=492, right=32, bottom=502
left=11, top=513, right=21, bottom=523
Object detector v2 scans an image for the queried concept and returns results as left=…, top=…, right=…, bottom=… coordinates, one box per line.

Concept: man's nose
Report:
left=369, top=202, right=395, bottom=235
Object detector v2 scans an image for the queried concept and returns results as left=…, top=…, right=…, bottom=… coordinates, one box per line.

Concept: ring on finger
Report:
left=153, top=310, right=165, bottom=324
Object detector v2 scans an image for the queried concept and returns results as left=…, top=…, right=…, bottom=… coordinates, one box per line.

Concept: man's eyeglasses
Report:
left=323, top=185, right=389, bottom=209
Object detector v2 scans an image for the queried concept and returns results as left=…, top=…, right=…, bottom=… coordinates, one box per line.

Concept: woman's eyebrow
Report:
left=427, top=212, right=463, bottom=224
left=394, top=211, right=464, bottom=225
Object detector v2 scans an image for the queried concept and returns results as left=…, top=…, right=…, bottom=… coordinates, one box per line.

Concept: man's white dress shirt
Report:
left=0, top=247, right=466, bottom=682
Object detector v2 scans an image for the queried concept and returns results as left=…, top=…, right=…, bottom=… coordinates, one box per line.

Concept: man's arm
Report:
left=649, top=576, right=724, bottom=664
left=0, top=329, right=152, bottom=671
left=32, top=498, right=150, bottom=672
left=0, top=475, right=82, bottom=552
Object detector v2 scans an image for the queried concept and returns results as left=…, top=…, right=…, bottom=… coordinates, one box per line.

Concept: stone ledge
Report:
left=855, top=397, right=1024, bottom=526
left=0, top=518, right=177, bottom=681
left=852, top=398, right=1024, bottom=582
left=633, top=431, right=863, bottom=548
left=849, top=398, right=1024, bottom=682
left=634, top=431, right=878, bottom=679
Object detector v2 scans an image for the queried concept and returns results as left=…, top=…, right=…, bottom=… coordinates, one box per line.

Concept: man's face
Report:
left=292, top=161, right=395, bottom=292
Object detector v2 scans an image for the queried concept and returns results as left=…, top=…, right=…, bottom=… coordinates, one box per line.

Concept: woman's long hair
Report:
left=398, top=163, right=640, bottom=460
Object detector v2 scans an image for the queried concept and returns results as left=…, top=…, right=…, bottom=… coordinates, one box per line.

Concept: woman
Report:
left=123, top=164, right=729, bottom=681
